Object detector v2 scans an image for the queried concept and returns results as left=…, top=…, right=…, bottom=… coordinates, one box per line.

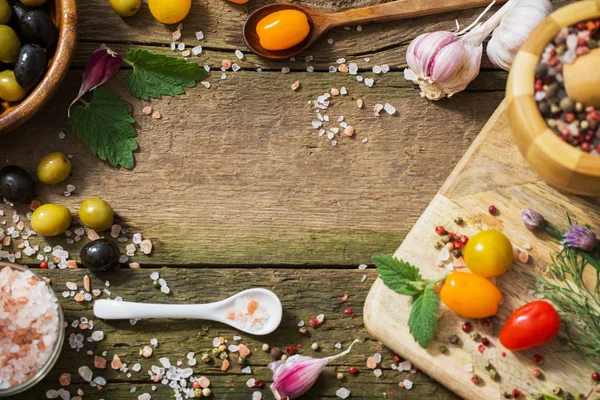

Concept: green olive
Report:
left=0, top=70, right=27, bottom=102
left=37, top=152, right=72, bottom=185
left=31, top=204, right=71, bottom=236
left=0, top=25, right=20, bottom=64
left=0, top=0, right=11, bottom=25
left=79, top=198, right=114, bottom=231
left=20, top=0, right=46, bottom=6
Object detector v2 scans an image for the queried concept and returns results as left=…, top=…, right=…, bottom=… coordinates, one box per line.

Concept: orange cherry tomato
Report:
left=256, top=10, right=310, bottom=51
left=440, top=272, right=502, bottom=318
left=227, top=0, right=249, bottom=3
left=464, top=230, right=513, bottom=278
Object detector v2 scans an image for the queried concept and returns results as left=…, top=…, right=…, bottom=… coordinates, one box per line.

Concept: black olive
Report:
left=20, top=10, right=58, bottom=50
left=80, top=239, right=121, bottom=272
left=9, top=1, right=30, bottom=34
left=14, top=44, right=46, bottom=90
left=0, top=165, right=35, bottom=203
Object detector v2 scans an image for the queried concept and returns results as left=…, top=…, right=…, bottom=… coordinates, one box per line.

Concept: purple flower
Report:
left=564, top=225, right=598, bottom=252
left=269, top=340, right=359, bottom=399
left=521, top=209, right=545, bottom=231
left=69, top=45, right=122, bottom=115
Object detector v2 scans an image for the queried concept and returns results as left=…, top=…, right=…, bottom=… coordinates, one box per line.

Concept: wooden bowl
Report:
left=0, top=0, right=77, bottom=134
left=506, top=0, right=600, bottom=196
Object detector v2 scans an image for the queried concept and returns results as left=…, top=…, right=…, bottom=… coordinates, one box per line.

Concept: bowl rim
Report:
left=507, top=0, right=600, bottom=177
left=0, top=262, right=65, bottom=397
left=0, top=0, right=78, bottom=134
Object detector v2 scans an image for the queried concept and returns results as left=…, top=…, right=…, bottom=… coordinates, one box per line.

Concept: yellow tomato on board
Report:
left=440, top=272, right=502, bottom=319
left=463, top=230, right=514, bottom=277
left=256, top=10, right=310, bottom=51
left=148, top=0, right=191, bottom=24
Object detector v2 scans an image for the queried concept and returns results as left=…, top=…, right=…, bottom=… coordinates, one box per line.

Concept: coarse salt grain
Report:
left=384, top=103, right=396, bottom=115
left=403, top=379, right=413, bottom=389
left=365, top=78, right=374, bottom=87
left=282, top=67, right=290, bottom=74
left=336, top=387, right=350, bottom=399
left=235, top=50, right=244, bottom=60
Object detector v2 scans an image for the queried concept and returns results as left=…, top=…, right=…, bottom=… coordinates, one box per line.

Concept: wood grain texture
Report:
left=5, top=267, right=459, bottom=400
left=0, top=69, right=504, bottom=265
left=364, top=102, right=600, bottom=400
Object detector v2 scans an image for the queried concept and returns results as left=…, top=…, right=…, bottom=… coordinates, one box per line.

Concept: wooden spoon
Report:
left=243, top=0, right=502, bottom=60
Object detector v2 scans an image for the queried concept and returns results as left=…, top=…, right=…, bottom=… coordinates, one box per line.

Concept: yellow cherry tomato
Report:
left=37, top=152, right=72, bottom=185
left=440, top=272, right=502, bottom=319
left=109, top=0, right=141, bottom=17
left=256, top=10, right=310, bottom=51
left=463, top=230, right=514, bottom=278
left=148, top=0, right=191, bottom=24
left=79, top=198, right=114, bottom=231
left=227, top=0, right=249, bottom=3
left=31, top=204, right=71, bottom=236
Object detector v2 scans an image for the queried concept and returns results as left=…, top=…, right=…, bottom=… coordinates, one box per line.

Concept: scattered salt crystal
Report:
left=403, top=379, right=413, bottom=389
left=374, top=353, right=382, bottom=363
left=241, top=366, right=252, bottom=374
left=46, top=390, right=59, bottom=399
left=252, top=391, right=262, bottom=400
left=91, top=330, right=104, bottom=341
left=464, top=363, right=474, bottom=372
left=335, top=342, right=342, bottom=349
left=330, top=127, right=339, bottom=133
left=358, top=264, right=368, bottom=270
left=212, top=337, right=221, bottom=347
left=374, top=368, right=382, bottom=377
left=132, top=363, right=141, bottom=372
left=151, top=111, right=161, bottom=119
left=228, top=344, right=239, bottom=352
left=305, top=55, right=313, bottom=62
left=78, top=366, right=93, bottom=382
left=306, top=66, right=315, bottom=73
left=172, top=29, right=181, bottom=40
left=195, top=31, right=204, bottom=40
left=312, top=121, right=322, bottom=129
left=170, top=42, right=176, bottom=51
left=356, top=75, right=363, bottom=82
left=138, top=394, right=151, bottom=400
left=177, top=43, right=185, bottom=51
left=298, top=320, right=305, bottom=327
left=235, top=50, right=244, bottom=60
left=336, top=58, right=346, bottom=64
left=93, top=376, right=107, bottom=386
left=316, top=314, right=325, bottom=323
left=381, top=64, right=390, bottom=73
left=232, top=63, right=241, bottom=72
left=340, top=121, right=348, bottom=128
left=329, top=66, right=337, bottom=73
left=247, top=378, right=256, bottom=387
left=340, top=87, right=347, bottom=95
left=384, top=103, right=396, bottom=115
left=150, top=271, right=159, bottom=281
left=140, top=239, right=153, bottom=255
left=331, top=140, right=337, bottom=146
left=327, top=38, right=334, bottom=44
left=66, top=281, right=77, bottom=290
left=201, top=81, right=211, bottom=89
left=221, top=73, right=227, bottom=80
left=160, top=286, right=170, bottom=294
left=159, top=357, right=171, bottom=368
left=372, top=65, right=382, bottom=74
left=192, top=45, right=202, bottom=55
left=336, top=387, right=350, bottom=399
left=58, top=132, right=66, bottom=140
left=327, top=132, right=335, bottom=140
left=365, top=78, right=374, bottom=87
left=398, top=360, right=412, bottom=371
left=437, top=247, right=450, bottom=262
left=282, top=67, right=290, bottom=74
left=357, top=25, right=363, bottom=32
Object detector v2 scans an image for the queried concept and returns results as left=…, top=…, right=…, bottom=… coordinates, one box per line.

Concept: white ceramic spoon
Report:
left=93, top=288, right=282, bottom=336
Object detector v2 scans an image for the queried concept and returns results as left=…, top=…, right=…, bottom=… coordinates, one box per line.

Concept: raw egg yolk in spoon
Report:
left=256, top=10, right=310, bottom=51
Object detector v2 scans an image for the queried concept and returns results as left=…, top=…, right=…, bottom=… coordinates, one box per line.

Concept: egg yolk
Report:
left=256, top=10, right=310, bottom=51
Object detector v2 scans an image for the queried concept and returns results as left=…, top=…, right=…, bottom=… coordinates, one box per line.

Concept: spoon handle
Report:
left=93, top=299, right=219, bottom=320
left=327, top=0, right=503, bottom=27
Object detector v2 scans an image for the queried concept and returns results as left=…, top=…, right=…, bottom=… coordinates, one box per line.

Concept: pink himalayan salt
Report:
left=0, top=267, right=60, bottom=390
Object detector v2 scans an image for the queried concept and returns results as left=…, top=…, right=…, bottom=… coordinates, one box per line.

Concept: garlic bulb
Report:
left=404, top=1, right=510, bottom=100
left=404, top=31, right=483, bottom=100
left=487, top=0, right=553, bottom=71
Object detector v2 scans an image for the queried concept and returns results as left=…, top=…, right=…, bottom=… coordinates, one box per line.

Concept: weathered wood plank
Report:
left=0, top=70, right=504, bottom=265
left=6, top=267, right=458, bottom=399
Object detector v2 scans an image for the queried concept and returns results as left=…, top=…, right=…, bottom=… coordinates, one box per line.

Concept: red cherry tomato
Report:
left=499, top=301, right=561, bottom=351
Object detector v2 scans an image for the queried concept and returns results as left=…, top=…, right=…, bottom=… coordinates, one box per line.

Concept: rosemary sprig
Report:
left=535, top=246, right=600, bottom=369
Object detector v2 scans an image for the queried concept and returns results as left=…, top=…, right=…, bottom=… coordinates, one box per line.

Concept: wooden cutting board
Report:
left=364, top=100, right=600, bottom=400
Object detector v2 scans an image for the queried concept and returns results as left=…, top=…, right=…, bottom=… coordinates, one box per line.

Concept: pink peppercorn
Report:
left=344, top=308, right=353, bottom=315
left=192, top=381, right=200, bottom=389
left=592, top=371, right=600, bottom=381
left=532, top=354, right=543, bottom=365
left=286, top=345, right=297, bottom=355
left=461, top=322, right=472, bottom=333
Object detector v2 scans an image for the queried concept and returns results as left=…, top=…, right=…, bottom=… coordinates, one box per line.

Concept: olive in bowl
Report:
left=0, top=0, right=77, bottom=133
left=80, top=239, right=121, bottom=272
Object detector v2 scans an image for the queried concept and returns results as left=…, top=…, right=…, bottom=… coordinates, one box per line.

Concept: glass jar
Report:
left=0, top=262, right=65, bottom=397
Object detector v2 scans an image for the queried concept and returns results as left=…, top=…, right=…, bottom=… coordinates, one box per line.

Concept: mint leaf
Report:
left=408, top=287, right=439, bottom=348
left=373, top=254, right=424, bottom=296
left=125, top=48, right=208, bottom=101
left=69, top=87, right=138, bottom=169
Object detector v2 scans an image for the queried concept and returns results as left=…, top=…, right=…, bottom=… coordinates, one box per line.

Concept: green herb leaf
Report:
left=373, top=254, right=424, bottom=296
left=408, top=287, right=439, bottom=348
left=125, top=48, right=208, bottom=101
left=69, top=87, right=138, bottom=169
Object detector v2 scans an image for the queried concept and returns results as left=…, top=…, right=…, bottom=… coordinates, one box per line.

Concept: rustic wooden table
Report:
left=0, top=0, right=572, bottom=398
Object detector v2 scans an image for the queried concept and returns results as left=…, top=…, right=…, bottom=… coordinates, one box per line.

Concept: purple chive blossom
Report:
left=269, top=340, right=359, bottom=400
left=69, top=45, right=122, bottom=115
left=564, top=225, right=598, bottom=252
left=520, top=209, right=545, bottom=231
